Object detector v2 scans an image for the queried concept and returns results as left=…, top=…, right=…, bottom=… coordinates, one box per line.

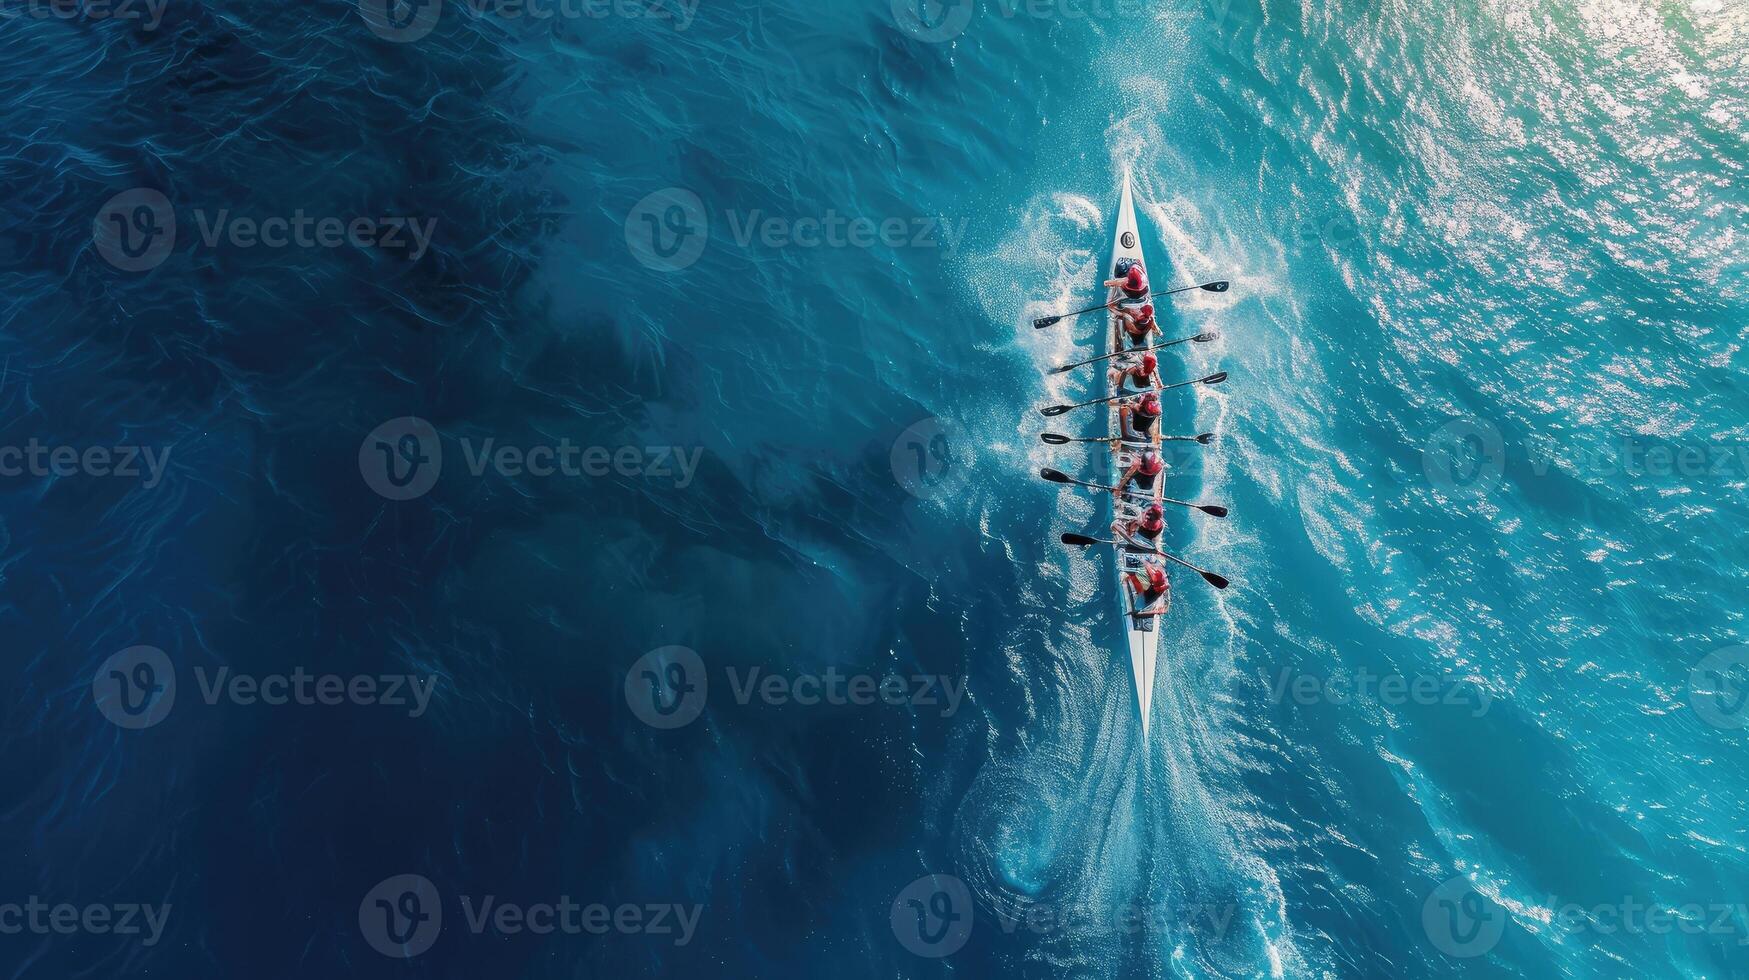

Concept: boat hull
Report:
left=1107, top=170, right=1164, bottom=737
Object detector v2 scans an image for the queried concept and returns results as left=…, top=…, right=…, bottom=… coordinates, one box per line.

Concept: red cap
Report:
left=1137, top=303, right=1155, bottom=320
left=1145, top=502, right=1164, bottom=518
left=1125, top=266, right=1146, bottom=289
left=1140, top=353, right=1157, bottom=372
left=1139, top=452, right=1163, bottom=475
left=1140, top=392, right=1161, bottom=413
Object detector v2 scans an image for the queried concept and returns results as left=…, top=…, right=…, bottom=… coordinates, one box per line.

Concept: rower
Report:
left=1110, top=352, right=1158, bottom=391
left=1119, top=391, right=1161, bottom=441
left=1113, top=302, right=1158, bottom=346
left=1104, top=262, right=1149, bottom=301
left=1115, top=501, right=1166, bottom=549
left=1122, top=556, right=1170, bottom=617
left=1117, top=448, right=1165, bottom=496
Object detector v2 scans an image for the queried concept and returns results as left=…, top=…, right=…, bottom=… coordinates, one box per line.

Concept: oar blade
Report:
left=1033, top=316, right=1062, bottom=329
left=1199, top=505, right=1230, bottom=518
left=1040, top=404, right=1072, bottom=417
left=1203, top=371, right=1229, bottom=386
left=1040, top=468, right=1071, bottom=484
left=1040, top=433, right=1070, bottom=444
left=1194, top=332, right=1218, bottom=343
left=1202, top=570, right=1231, bottom=589
left=1196, top=432, right=1215, bottom=445
left=1060, top=532, right=1099, bottom=546
left=1204, top=281, right=1230, bottom=292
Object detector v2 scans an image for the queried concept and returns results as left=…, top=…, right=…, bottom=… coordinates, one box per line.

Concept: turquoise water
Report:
left=3, top=0, right=1747, bottom=976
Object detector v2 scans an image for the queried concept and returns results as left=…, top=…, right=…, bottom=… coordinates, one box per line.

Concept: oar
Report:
left=1049, top=332, right=1218, bottom=374
left=1039, top=469, right=1228, bottom=517
left=1059, top=532, right=1231, bottom=589
left=1040, top=371, right=1227, bottom=417
left=1033, top=280, right=1230, bottom=330
left=1041, top=432, right=1215, bottom=446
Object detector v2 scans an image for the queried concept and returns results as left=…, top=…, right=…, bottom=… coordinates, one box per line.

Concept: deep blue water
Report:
left=3, top=0, right=1748, bottom=977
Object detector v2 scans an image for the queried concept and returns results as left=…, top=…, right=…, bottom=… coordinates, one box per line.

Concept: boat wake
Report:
left=951, top=155, right=1307, bottom=976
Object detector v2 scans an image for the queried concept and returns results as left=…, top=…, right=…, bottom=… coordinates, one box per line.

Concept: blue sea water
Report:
left=2, top=0, right=1747, bottom=976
